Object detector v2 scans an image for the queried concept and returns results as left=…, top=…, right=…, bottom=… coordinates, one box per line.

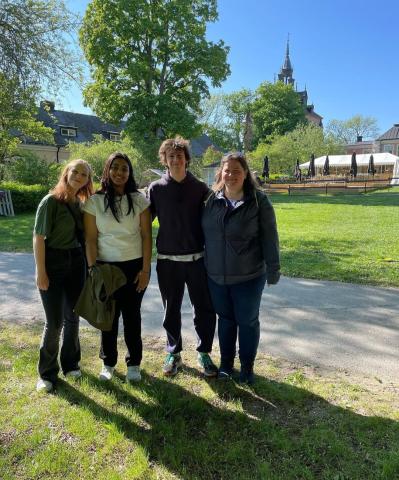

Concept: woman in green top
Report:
left=34, top=159, right=93, bottom=393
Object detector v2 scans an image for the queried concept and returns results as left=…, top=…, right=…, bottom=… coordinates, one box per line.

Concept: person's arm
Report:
left=134, top=207, right=152, bottom=292
left=33, top=234, right=49, bottom=290
left=258, top=194, right=281, bottom=285
left=83, top=212, right=98, bottom=268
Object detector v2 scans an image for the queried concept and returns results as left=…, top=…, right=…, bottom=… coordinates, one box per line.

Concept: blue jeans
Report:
left=38, top=247, right=85, bottom=382
left=207, top=274, right=266, bottom=367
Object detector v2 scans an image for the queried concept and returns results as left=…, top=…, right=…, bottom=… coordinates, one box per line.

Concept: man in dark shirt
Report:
left=148, top=137, right=217, bottom=377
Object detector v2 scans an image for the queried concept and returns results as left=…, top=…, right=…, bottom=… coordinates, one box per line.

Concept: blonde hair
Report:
left=51, top=159, right=94, bottom=203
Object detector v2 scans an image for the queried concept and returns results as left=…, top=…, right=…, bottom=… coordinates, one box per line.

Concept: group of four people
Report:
left=33, top=137, right=280, bottom=393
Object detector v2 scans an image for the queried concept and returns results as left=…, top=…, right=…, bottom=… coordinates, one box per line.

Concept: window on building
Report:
left=109, top=132, right=121, bottom=142
left=60, top=127, right=77, bottom=137
left=383, top=144, right=393, bottom=153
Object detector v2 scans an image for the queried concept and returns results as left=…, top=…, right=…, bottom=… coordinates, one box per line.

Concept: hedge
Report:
left=0, top=182, right=49, bottom=213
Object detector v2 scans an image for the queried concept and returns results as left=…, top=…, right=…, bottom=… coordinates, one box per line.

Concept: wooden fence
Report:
left=0, top=190, right=15, bottom=216
left=263, top=177, right=399, bottom=195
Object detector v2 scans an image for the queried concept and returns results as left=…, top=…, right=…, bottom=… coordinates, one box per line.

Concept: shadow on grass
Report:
left=269, top=191, right=399, bottom=207
left=56, top=366, right=399, bottom=480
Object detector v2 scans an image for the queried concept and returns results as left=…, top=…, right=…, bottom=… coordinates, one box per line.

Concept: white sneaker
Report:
left=126, top=366, right=141, bottom=383
left=65, top=369, right=82, bottom=379
left=36, top=378, right=53, bottom=393
left=99, top=365, right=114, bottom=381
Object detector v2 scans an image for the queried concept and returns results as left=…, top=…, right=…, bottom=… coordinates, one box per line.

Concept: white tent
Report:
left=300, top=153, right=399, bottom=185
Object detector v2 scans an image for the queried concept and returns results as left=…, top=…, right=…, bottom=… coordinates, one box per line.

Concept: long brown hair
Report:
left=212, top=152, right=257, bottom=194
left=51, top=159, right=94, bottom=203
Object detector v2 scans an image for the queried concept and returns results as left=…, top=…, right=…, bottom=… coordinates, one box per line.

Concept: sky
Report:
left=62, top=0, right=399, bottom=137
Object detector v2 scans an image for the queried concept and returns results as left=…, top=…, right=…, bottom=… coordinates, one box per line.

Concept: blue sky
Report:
left=63, top=0, right=399, bottom=137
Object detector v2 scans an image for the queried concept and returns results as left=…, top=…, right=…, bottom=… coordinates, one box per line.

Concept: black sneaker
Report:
left=218, top=365, right=233, bottom=379
left=162, top=353, right=183, bottom=376
left=239, top=365, right=255, bottom=385
left=197, top=353, right=218, bottom=377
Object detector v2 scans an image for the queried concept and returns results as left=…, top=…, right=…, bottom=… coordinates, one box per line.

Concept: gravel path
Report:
left=1, top=252, right=398, bottom=382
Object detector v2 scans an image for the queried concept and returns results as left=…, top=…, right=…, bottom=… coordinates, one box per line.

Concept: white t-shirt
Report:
left=83, top=192, right=150, bottom=262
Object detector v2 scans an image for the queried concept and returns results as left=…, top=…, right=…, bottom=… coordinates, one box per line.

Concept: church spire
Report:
left=278, top=34, right=294, bottom=85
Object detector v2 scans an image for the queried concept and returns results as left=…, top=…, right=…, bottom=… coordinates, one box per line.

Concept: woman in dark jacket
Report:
left=202, top=152, right=280, bottom=384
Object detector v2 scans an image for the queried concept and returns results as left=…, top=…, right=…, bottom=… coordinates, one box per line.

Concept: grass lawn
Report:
left=0, top=191, right=398, bottom=286
left=1, top=322, right=398, bottom=480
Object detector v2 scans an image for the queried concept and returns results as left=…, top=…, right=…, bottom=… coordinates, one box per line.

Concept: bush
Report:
left=3, top=150, right=61, bottom=187
left=0, top=181, right=49, bottom=213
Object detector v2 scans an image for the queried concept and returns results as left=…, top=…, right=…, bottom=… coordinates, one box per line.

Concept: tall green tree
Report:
left=80, top=0, right=230, bottom=147
left=0, top=0, right=82, bottom=96
left=0, top=0, right=82, bottom=161
left=326, top=115, right=379, bottom=144
left=199, top=89, right=254, bottom=151
left=252, top=81, right=306, bottom=142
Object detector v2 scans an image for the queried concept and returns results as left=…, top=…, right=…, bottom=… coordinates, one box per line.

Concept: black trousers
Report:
left=100, top=258, right=145, bottom=367
left=156, top=258, right=216, bottom=354
left=38, top=247, right=85, bottom=383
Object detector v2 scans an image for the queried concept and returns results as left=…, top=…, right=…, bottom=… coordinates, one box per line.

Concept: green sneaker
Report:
left=197, top=353, right=218, bottom=377
left=162, top=353, right=183, bottom=376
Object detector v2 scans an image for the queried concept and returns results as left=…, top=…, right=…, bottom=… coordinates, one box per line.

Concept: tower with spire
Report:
left=276, top=36, right=323, bottom=127
left=278, top=36, right=295, bottom=85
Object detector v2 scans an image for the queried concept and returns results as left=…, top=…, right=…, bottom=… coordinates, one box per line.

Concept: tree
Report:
left=80, top=0, right=230, bottom=147
left=326, top=115, right=379, bottom=144
left=0, top=0, right=82, bottom=161
left=252, top=81, right=306, bottom=142
left=199, top=89, right=254, bottom=151
left=0, top=75, right=54, bottom=163
left=0, top=0, right=82, bottom=96
left=248, top=123, right=343, bottom=175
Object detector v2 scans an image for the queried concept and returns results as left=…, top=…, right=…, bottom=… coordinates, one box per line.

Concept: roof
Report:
left=190, top=133, right=223, bottom=157
left=377, top=124, right=399, bottom=141
left=300, top=152, right=399, bottom=168
left=24, top=102, right=125, bottom=146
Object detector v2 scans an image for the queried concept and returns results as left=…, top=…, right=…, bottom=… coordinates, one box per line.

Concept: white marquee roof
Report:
left=300, top=152, right=399, bottom=168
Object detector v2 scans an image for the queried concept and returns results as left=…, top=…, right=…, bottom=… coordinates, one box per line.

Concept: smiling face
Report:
left=221, top=158, right=247, bottom=196
left=164, top=147, right=187, bottom=178
left=66, top=161, right=90, bottom=193
left=109, top=157, right=130, bottom=193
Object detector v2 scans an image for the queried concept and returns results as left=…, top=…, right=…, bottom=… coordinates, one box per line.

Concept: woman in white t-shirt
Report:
left=83, top=152, right=152, bottom=383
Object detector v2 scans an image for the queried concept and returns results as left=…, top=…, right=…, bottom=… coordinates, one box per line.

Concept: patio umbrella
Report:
left=322, top=155, right=330, bottom=176
left=368, top=154, right=375, bottom=176
left=294, top=159, right=301, bottom=180
left=262, top=155, right=269, bottom=178
left=350, top=152, right=357, bottom=178
left=307, top=153, right=315, bottom=178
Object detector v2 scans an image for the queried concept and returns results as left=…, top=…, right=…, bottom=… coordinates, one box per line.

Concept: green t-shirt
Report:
left=34, top=194, right=83, bottom=249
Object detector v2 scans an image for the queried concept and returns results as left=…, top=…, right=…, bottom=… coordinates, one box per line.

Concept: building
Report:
left=19, top=100, right=125, bottom=163
left=277, top=39, right=323, bottom=127
left=344, top=136, right=375, bottom=155
left=375, top=124, right=399, bottom=156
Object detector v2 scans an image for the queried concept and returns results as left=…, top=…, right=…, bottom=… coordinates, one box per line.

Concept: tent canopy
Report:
left=300, top=152, right=398, bottom=168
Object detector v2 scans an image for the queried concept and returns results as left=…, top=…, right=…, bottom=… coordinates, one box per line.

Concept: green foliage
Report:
left=252, top=81, right=306, bottom=142
left=0, top=0, right=82, bottom=98
left=199, top=89, right=254, bottom=151
left=326, top=115, right=380, bottom=144
left=202, top=146, right=223, bottom=166
left=3, top=150, right=61, bottom=186
left=79, top=0, right=230, bottom=144
left=0, top=75, right=54, bottom=162
left=248, top=123, right=344, bottom=175
left=67, top=135, right=152, bottom=184
left=0, top=181, right=48, bottom=213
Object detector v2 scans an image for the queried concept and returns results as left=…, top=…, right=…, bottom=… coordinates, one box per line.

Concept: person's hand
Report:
left=36, top=270, right=49, bottom=291
left=134, top=270, right=150, bottom=292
